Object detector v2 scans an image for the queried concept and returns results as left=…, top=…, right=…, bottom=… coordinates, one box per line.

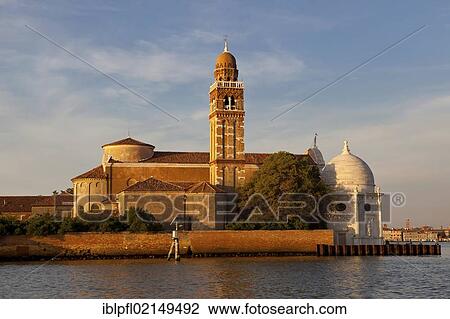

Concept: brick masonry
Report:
left=0, top=230, right=334, bottom=260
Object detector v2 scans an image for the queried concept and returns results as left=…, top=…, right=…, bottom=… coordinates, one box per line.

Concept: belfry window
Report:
left=224, top=95, right=236, bottom=110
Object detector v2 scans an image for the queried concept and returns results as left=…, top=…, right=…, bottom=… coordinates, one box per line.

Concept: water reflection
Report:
left=0, top=244, right=449, bottom=298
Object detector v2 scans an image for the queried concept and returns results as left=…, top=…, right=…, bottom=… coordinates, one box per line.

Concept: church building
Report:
left=70, top=41, right=384, bottom=244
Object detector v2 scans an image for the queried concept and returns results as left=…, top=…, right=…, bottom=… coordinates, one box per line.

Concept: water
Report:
left=1, top=243, right=449, bottom=298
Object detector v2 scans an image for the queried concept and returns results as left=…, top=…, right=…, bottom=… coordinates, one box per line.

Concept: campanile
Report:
left=209, top=40, right=245, bottom=188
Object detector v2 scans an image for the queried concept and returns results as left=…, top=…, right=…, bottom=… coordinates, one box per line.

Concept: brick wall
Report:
left=0, top=230, right=333, bottom=260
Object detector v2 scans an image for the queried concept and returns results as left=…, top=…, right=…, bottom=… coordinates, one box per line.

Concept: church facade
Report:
left=71, top=42, right=384, bottom=243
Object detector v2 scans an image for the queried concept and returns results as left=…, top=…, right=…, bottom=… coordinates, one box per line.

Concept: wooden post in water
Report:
left=345, top=245, right=351, bottom=256
left=330, top=245, right=336, bottom=256
left=167, top=222, right=181, bottom=261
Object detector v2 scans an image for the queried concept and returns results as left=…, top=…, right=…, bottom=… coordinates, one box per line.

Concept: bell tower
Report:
left=209, top=40, right=245, bottom=189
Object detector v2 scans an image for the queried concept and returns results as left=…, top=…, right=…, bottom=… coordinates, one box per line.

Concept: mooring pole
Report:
left=167, top=221, right=181, bottom=261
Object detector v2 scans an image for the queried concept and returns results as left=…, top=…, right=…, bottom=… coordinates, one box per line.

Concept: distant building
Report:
left=403, top=229, right=438, bottom=242
left=383, top=228, right=403, bottom=241
left=0, top=195, right=73, bottom=220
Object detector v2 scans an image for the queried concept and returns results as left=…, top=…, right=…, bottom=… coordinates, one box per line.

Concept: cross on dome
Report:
left=224, top=37, right=229, bottom=52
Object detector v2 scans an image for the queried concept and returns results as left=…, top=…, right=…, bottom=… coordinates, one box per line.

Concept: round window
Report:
left=335, top=203, right=347, bottom=212
left=364, top=203, right=371, bottom=212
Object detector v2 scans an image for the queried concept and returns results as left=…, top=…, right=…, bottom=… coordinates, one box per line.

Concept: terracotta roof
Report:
left=186, top=181, right=224, bottom=193
left=122, top=177, right=185, bottom=192
left=0, top=196, right=44, bottom=213
left=71, top=165, right=107, bottom=181
left=139, top=151, right=312, bottom=165
left=0, top=195, right=72, bottom=213
left=140, top=151, right=209, bottom=164
left=32, top=194, right=73, bottom=207
left=102, top=137, right=154, bottom=148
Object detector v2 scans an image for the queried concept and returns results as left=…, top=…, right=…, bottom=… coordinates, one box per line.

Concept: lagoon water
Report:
left=1, top=243, right=449, bottom=298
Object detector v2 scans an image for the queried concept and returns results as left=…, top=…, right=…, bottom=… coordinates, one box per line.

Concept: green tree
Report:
left=25, top=214, right=60, bottom=236
left=58, top=217, right=91, bottom=234
left=229, top=151, right=329, bottom=230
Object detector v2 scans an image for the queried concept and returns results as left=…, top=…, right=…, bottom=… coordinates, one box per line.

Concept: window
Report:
left=335, top=203, right=347, bottom=212
left=90, top=203, right=100, bottom=212
left=364, top=203, right=371, bottom=212
left=223, top=95, right=236, bottom=110
left=224, top=95, right=229, bottom=109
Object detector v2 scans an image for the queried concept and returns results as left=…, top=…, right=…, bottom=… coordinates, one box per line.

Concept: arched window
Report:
left=230, top=96, right=236, bottom=109
left=223, top=95, right=229, bottom=109
left=223, top=96, right=235, bottom=110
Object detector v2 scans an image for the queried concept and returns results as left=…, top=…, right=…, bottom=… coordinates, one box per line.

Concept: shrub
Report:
left=127, top=207, right=163, bottom=232
left=25, top=214, right=59, bottom=236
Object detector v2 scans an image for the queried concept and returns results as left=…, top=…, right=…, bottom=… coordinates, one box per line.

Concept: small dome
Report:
left=307, top=147, right=325, bottom=169
left=215, top=51, right=237, bottom=69
left=215, top=39, right=237, bottom=69
left=322, top=141, right=375, bottom=192
left=101, top=137, right=155, bottom=164
left=306, top=133, right=325, bottom=169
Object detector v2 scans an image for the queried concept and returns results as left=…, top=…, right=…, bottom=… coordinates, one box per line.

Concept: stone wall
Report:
left=0, top=230, right=334, bottom=260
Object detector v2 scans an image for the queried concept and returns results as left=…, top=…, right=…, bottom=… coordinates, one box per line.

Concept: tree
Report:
left=127, top=207, right=163, bottom=232
left=25, top=214, right=59, bottom=236
left=229, top=151, right=329, bottom=230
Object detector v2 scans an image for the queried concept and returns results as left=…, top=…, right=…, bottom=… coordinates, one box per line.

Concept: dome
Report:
left=306, top=134, right=325, bottom=169
left=215, top=51, right=237, bottom=69
left=307, top=147, right=325, bottom=169
left=101, top=137, right=155, bottom=164
left=322, top=141, right=375, bottom=192
left=215, top=40, right=237, bottom=69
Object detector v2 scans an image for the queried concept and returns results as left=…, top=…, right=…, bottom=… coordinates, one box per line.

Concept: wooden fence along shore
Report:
left=317, top=243, right=441, bottom=256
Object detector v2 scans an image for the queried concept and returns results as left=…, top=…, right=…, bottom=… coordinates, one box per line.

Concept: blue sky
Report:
left=1, top=0, right=450, bottom=227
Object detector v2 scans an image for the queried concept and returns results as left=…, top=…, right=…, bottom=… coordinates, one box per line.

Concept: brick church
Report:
left=1, top=41, right=384, bottom=244
left=70, top=41, right=314, bottom=229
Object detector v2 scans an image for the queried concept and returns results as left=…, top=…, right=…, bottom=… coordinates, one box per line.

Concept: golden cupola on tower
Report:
left=214, top=40, right=238, bottom=81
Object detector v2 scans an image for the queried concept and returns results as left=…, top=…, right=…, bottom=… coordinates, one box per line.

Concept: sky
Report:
left=0, top=0, right=450, bottom=227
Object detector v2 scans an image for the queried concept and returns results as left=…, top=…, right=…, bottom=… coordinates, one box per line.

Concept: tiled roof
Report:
left=102, top=137, right=154, bottom=148
left=32, top=194, right=73, bottom=207
left=186, top=181, right=224, bottom=193
left=0, top=195, right=72, bottom=213
left=122, top=177, right=185, bottom=192
left=139, top=151, right=312, bottom=165
left=140, top=151, right=209, bottom=164
left=71, top=165, right=107, bottom=181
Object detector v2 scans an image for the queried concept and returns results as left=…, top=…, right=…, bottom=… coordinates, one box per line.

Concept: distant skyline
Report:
left=1, top=0, right=450, bottom=227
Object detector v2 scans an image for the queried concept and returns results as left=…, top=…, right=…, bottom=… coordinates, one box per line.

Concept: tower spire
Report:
left=342, top=140, right=350, bottom=154
left=224, top=36, right=229, bottom=52
left=314, top=133, right=318, bottom=148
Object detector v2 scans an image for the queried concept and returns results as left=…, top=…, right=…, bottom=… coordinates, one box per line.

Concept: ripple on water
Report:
left=1, top=243, right=449, bottom=298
